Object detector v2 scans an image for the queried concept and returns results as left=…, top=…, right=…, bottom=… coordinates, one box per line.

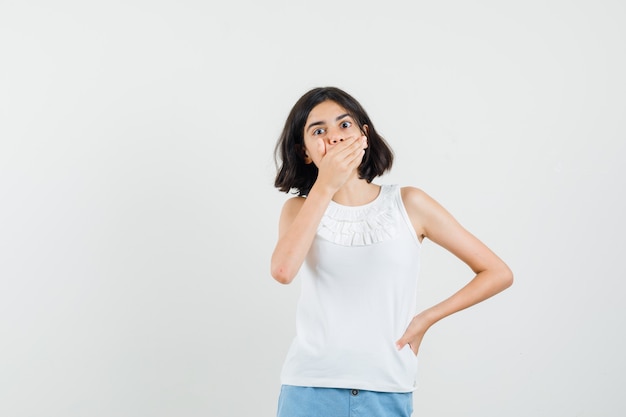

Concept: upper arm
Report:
left=401, top=186, right=506, bottom=275
left=278, top=196, right=306, bottom=239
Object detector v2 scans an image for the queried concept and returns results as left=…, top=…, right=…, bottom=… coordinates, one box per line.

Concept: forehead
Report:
left=306, top=100, right=350, bottom=123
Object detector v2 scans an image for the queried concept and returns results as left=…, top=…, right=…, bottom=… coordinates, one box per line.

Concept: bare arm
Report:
left=270, top=187, right=332, bottom=284
left=270, top=136, right=366, bottom=284
left=396, top=187, right=513, bottom=354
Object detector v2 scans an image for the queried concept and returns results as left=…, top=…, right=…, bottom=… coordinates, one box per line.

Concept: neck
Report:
left=332, top=178, right=381, bottom=207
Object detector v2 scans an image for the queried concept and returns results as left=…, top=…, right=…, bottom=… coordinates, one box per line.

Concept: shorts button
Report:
left=351, top=389, right=359, bottom=396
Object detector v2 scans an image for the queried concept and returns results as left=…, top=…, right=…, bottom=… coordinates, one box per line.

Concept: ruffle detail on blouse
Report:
left=318, top=185, right=399, bottom=246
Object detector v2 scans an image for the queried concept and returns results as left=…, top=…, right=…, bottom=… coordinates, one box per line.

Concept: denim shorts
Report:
left=276, top=385, right=413, bottom=417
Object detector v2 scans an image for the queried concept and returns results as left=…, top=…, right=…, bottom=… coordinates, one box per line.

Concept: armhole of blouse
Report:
left=395, top=186, right=422, bottom=247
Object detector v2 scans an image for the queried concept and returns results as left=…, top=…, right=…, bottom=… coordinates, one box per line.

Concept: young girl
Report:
left=271, top=87, right=513, bottom=417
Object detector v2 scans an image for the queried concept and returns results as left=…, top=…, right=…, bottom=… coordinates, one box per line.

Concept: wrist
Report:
left=309, top=181, right=336, bottom=200
left=417, top=308, right=441, bottom=328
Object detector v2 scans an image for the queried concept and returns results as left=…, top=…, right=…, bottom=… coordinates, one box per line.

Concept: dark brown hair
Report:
left=274, top=87, right=394, bottom=196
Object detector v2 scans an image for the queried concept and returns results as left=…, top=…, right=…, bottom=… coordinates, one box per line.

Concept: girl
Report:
left=271, top=87, right=513, bottom=417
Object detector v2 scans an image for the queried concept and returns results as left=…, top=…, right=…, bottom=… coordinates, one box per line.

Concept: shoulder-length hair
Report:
left=274, top=87, right=394, bottom=196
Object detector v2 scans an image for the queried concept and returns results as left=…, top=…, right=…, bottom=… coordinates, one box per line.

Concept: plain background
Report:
left=1, top=1, right=625, bottom=416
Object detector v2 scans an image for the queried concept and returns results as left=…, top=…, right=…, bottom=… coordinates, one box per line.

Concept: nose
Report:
left=327, top=129, right=344, bottom=145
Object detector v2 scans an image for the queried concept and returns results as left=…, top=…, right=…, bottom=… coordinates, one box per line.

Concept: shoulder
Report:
left=280, top=195, right=306, bottom=217
left=400, top=186, right=432, bottom=210
left=400, top=185, right=452, bottom=216
left=399, top=186, right=433, bottom=239
left=282, top=195, right=306, bottom=208
left=277, top=196, right=307, bottom=237
left=400, top=186, right=457, bottom=237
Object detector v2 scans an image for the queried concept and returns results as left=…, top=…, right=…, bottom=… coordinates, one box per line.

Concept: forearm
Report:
left=270, top=183, right=334, bottom=284
left=421, top=265, right=513, bottom=326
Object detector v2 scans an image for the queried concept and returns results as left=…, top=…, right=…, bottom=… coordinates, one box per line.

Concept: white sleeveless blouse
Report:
left=280, top=184, right=422, bottom=392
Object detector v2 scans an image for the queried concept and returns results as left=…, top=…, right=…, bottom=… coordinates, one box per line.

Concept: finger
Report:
left=349, top=149, right=366, bottom=168
left=347, top=143, right=366, bottom=165
left=322, top=139, right=358, bottom=165
left=397, top=338, right=418, bottom=355
left=395, top=336, right=407, bottom=351
left=336, top=137, right=365, bottom=160
left=320, top=138, right=349, bottom=160
left=317, top=138, right=326, bottom=156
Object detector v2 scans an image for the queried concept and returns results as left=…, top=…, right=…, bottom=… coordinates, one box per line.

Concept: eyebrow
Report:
left=306, top=113, right=351, bottom=132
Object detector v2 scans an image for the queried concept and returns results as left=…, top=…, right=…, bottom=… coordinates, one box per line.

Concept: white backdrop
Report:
left=1, top=1, right=625, bottom=416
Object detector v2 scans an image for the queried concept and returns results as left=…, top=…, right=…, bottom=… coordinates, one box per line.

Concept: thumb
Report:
left=317, top=138, right=326, bottom=156
left=395, top=334, right=408, bottom=351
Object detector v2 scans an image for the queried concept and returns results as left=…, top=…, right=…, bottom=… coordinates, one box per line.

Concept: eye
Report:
left=313, top=128, right=326, bottom=135
left=340, top=121, right=352, bottom=128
